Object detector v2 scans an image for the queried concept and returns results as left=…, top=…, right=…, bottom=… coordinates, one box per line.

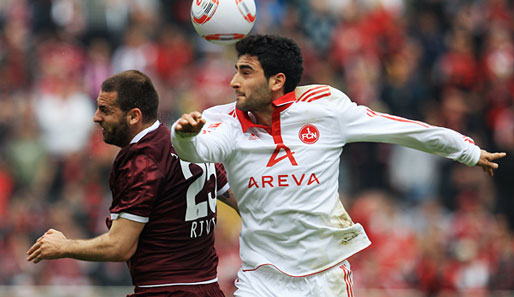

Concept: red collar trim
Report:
left=236, top=108, right=271, bottom=133
left=235, top=91, right=296, bottom=133
left=272, top=91, right=296, bottom=107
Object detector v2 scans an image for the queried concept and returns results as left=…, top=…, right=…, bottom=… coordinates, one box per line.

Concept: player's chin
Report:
left=235, top=97, right=246, bottom=109
left=101, top=131, right=113, bottom=144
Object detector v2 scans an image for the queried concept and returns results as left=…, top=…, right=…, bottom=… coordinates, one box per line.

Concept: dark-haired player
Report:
left=28, top=70, right=236, bottom=297
left=171, top=35, right=505, bottom=296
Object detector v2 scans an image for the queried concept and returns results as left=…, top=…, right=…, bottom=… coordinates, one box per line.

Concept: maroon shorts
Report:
left=128, top=282, right=225, bottom=297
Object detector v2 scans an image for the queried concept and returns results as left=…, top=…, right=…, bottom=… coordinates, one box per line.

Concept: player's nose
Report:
left=93, top=109, right=102, bottom=123
left=230, top=74, right=241, bottom=89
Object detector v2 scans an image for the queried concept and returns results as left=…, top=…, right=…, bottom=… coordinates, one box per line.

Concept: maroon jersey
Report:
left=107, top=122, right=228, bottom=287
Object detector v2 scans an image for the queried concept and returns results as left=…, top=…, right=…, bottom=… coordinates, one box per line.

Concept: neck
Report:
left=139, top=120, right=156, bottom=132
left=128, top=120, right=157, bottom=143
left=252, top=90, right=285, bottom=126
left=252, top=109, right=273, bottom=126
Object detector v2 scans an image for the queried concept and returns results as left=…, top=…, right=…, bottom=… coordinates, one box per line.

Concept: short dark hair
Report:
left=235, top=34, right=303, bottom=93
left=101, top=70, right=158, bottom=123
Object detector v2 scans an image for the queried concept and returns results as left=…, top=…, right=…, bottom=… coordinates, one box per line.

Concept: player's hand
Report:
left=26, top=229, right=68, bottom=263
left=174, top=112, right=206, bottom=136
left=476, top=150, right=506, bottom=176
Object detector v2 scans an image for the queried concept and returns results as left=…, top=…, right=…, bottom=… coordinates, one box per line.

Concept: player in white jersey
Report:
left=170, top=34, right=506, bottom=296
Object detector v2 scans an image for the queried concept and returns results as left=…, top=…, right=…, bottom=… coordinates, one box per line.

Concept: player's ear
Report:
left=127, top=108, right=143, bottom=125
left=270, top=73, right=286, bottom=92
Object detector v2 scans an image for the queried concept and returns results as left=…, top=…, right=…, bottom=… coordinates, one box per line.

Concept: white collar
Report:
left=130, top=120, right=160, bottom=144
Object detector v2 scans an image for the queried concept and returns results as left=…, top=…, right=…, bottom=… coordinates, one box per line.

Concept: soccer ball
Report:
left=191, top=0, right=256, bottom=45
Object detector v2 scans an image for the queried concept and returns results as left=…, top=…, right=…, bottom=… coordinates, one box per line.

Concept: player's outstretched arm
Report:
left=174, top=111, right=206, bottom=136
left=26, top=218, right=144, bottom=263
left=476, top=150, right=507, bottom=176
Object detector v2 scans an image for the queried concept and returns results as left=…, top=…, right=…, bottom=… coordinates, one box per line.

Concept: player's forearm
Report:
left=344, top=105, right=481, bottom=166
left=62, top=233, right=134, bottom=262
left=361, top=125, right=480, bottom=166
left=171, top=125, right=212, bottom=163
left=427, top=128, right=481, bottom=166
left=390, top=126, right=481, bottom=166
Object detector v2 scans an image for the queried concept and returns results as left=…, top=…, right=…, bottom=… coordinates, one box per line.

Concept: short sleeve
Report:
left=109, top=154, right=163, bottom=222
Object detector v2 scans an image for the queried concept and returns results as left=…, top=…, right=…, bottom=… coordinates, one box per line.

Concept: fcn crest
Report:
left=299, top=124, right=319, bottom=144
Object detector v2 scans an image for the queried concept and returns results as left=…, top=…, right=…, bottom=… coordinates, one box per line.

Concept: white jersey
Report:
left=171, top=84, right=481, bottom=276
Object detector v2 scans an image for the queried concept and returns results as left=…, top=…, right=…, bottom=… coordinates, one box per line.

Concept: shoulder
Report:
left=295, top=84, right=331, bottom=102
left=132, top=125, right=172, bottom=154
left=294, top=85, right=352, bottom=107
left=203, top=102, right=237, bottom=117
left=119, top=125, right=173, bottom=169
left=113, top=148, right=160, bottom=180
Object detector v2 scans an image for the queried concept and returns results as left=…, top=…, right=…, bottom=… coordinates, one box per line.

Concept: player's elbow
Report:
left=110, top=244, right=137, bottom=262
left=105, top=238, right=138, bottom=262
left=117, top=251, right=135, bottom=262
left=119, top=240, right=139, bottom=261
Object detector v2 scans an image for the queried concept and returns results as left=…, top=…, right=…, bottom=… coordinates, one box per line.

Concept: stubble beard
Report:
left=102, top=119, right=130, bottom=147
left=236, top=83, right=272, bottom=113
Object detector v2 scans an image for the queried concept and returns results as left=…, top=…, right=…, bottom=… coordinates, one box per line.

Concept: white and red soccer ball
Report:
left=191, top=0, right=257, bottom=45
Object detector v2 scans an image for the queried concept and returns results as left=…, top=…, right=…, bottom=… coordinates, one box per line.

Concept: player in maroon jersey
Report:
left=26, top=70, right=237, bottom=297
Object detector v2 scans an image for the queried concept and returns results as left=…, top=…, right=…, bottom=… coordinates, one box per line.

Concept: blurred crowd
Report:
left=0, top=0, right=513, bottom=296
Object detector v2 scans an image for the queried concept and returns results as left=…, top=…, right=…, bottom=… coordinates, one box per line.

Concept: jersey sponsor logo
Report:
left=190, top=217, right=216, bottom=238
left=266, top=144, right=298, bottom=167
left=248, top=173, right=320, bottom=188
left=298, top=124, right=319, bottom=144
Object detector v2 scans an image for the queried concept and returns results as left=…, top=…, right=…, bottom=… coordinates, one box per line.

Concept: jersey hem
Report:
left=242, top=258, right=352, bottom=278
left=136, top=277, right=218, bottom=288
left=241, top=238, right=371, bottom=278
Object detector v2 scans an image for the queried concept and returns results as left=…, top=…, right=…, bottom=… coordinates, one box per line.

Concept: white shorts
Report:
left=234, top=260, right=354, bottom=297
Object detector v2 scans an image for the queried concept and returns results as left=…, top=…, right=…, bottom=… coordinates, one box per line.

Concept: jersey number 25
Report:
left=180, top=160, right=217, bottom=221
